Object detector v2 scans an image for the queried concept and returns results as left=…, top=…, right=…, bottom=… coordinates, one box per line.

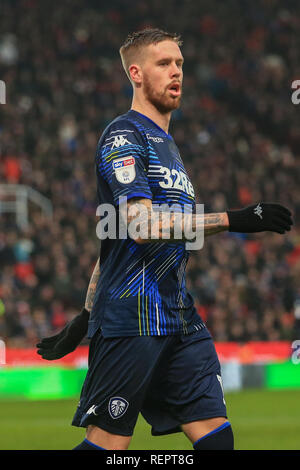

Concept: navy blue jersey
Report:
left=88, top=110, right=210, bottom=339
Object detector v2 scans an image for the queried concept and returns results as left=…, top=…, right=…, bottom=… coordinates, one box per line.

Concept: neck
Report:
left=131, top=95, right=171, bottom=134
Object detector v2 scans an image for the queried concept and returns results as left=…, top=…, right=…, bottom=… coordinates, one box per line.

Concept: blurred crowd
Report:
left=0, top=0, right=300, bottom=347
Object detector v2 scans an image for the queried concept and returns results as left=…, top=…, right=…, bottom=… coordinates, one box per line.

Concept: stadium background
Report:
left=0, top=0, right=300, bottom=450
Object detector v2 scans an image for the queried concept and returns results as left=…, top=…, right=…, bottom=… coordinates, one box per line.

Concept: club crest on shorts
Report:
left=113, top=156, right=136, bottom=184
left=108, top=397, right=129, bottom=419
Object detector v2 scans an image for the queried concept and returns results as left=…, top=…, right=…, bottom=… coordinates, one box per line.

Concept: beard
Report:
left=143, top=75, right=181, bottom=114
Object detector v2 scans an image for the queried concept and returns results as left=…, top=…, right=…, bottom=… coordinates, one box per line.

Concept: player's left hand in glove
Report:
left=36, top=307, right=90, bottom=360
left=227, top=202, right=293, bottom=234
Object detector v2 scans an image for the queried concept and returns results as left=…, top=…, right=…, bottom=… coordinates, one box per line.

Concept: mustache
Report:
left=166, top=81, right=182, bottom=91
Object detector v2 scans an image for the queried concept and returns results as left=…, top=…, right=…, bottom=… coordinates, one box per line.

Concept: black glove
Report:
left=36, top=307, right=90, bottom=360
left=227, top=203, right=293, bottom=234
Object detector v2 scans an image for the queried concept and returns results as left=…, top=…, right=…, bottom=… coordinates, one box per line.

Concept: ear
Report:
left=129, top=64, right=142, bottom=85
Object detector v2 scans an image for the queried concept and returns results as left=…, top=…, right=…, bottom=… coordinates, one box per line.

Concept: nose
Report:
left=170, top=61, right=181, bottom=78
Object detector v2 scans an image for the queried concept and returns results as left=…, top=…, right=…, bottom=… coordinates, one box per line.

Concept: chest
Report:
left=146, top=138, right=195, bottom=205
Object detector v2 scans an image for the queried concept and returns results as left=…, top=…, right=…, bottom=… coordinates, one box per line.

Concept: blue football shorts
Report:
left=72, top=328, right=227, bottom=436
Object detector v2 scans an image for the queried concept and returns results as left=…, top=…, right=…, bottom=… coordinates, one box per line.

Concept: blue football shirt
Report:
left=88, top=110, right=210, bottom=339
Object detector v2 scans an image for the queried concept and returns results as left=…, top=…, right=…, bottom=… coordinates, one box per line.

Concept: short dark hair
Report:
left=119, top=28, right=182, bottom=80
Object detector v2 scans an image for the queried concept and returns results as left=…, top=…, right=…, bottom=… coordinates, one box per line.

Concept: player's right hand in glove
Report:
left=227, top=202, right=293, bottom=234
left=36, top=307, right=90, bottom=360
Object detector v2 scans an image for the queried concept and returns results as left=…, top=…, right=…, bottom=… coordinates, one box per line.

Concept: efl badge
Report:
left=108, top=397, right=129, bottom=419
left=113, top=156, right=136, bottom=184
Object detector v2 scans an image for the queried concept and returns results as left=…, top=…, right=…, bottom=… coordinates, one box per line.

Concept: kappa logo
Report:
left=217, top=374, right=226, bottom=405
left=111, top=134, right=131, bottom=149
left=254, top=203, right=263, bottom=219
left=86, top=404, right=99, bottom=416
left=108, top=397, right=129, bottom=419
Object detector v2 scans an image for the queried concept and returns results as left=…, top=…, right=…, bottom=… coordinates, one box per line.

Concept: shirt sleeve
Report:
left=96, top=119, right=152, bottom=206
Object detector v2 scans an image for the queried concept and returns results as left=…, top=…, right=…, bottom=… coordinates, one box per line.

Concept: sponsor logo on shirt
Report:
left=146, top=133, right=164, bottom=143
left=113, top=156, right=136, bottom=184
left=113, top=156, right=135, bottom=169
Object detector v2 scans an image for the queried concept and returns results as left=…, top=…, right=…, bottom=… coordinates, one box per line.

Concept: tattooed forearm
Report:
left=199, top=213, right=229, bottom=237
left=85, top=258, right=101, bottom=312
left=125, top=198, right=229, bottom=244
left=160, top=212, right=229, bottom=239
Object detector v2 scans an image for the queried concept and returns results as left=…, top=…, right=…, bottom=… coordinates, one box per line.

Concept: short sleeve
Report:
left=96, top=119, right=152, bottom=206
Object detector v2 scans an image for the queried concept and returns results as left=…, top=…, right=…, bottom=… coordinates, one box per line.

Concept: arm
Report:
left=85, top=258, right=101, bottom=312
left=37, top=256, right=101, bottom=360
left=125, top=198, right=293, bottom=245
left=125, top=197, right=229, bottom=244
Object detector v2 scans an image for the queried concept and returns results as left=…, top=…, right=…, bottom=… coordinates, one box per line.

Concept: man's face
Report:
left=140, top=40, right=184, bottom=114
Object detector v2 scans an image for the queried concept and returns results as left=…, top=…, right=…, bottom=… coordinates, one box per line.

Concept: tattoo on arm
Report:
left=85, top=258, right=101, bottom=312
left=125, top=199, right=229, bottom=244
left=201, top=213, right=229, bottom=237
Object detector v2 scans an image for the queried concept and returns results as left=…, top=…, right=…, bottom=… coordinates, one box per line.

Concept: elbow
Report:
left=128, top=233, right=150, bottom=244
left=131, top=236, right=149, bottom=245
